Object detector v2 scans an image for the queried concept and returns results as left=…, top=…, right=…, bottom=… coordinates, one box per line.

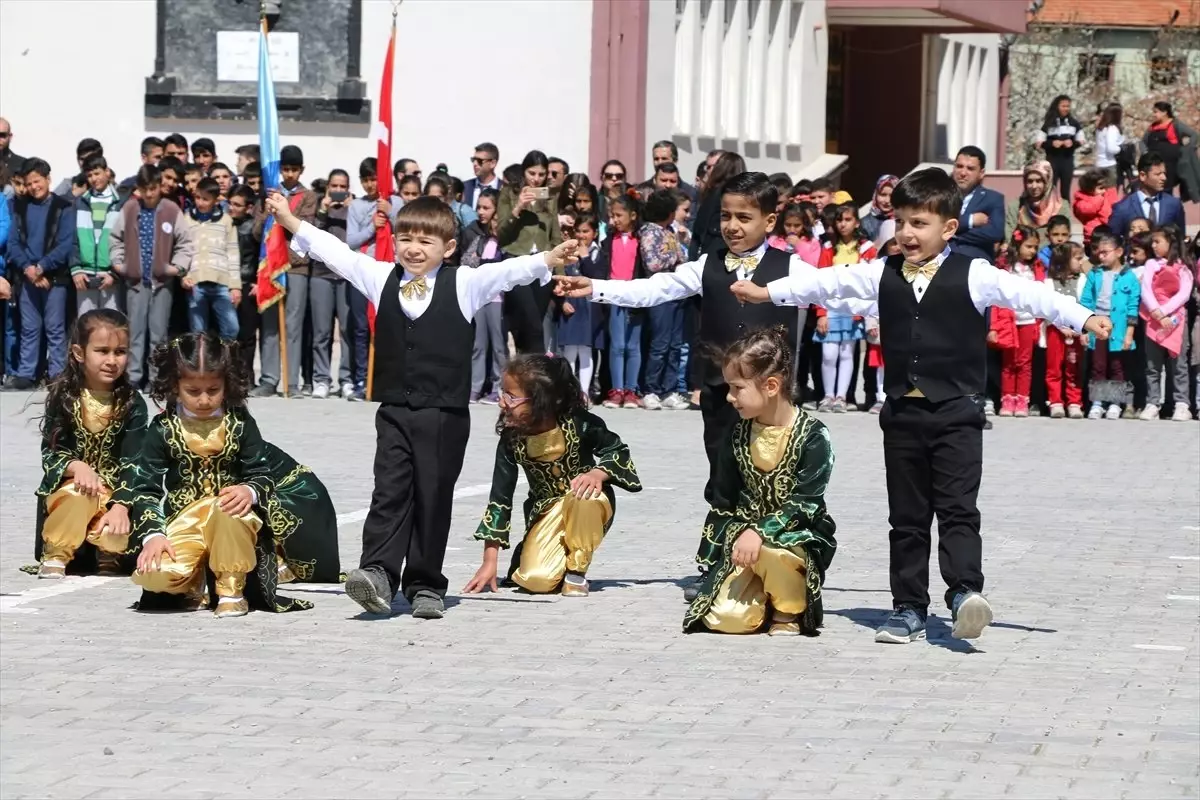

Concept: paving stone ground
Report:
left=1, top=394, right=1198, bottom=800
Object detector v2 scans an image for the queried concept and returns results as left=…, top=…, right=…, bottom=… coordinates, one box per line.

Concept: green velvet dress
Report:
left=683, top=411, right=837, bottom=634
left=123, top=408, right=340, bottom=612
left=29, top=391, right=150, bottom=574
left=474, top=411, right=642, bottom=575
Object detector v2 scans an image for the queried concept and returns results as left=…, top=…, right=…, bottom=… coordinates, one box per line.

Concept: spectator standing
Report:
left=688, top=152, right=746, bottom=260
left=1035, top=94, right=1086, bottom=200
left=1081, top=231, right=1140, bottom=420
left=6, top=158, right=76, bottom=390
left=461, top=188, right=507, bottom=403
left=0, top=180, right=12, bottom=380
left=649, top=140, right=698, bottom=219
left=162, top=134, right=188, bottom=162
left=310, top=169, right=355, bottom=399
left=1005, top=159, right=1074, bottom=240
left=235, top=144, right=260, bottom=177
left=596, top=159, right=627, bottom=221
left=859, top=174, right=898, bottom=242
left=117, top=136, right=165, bottom=199
left=52, top=138, right=103, bottom=199
left=463, top=142, right=501, bottom=208
left=209, top=163, right=235, bottom=202
left=1143, top=101, right=1200, bottom=202
left=1110, top=153, right=1185, bottom=238
left=1070, top=168, right=1116, bottom=244
left=547, top=157, right=569, bottom=192
left=638, top=189, right=689, bottom=411
left=1093, top=102, right=1125, bottom=188
left=0, top=117, right=23, bottom=180
left=71, top=155, right=123, bottom=313
left=190, top=139, right=217, bottom=174
left=181, top=177, right=240, bottom=340
left=227, top=185, right=261, bottom=378
left=1138, top=226, right=1194, bottom=421
left=951, top=146, right=1006, bottom=263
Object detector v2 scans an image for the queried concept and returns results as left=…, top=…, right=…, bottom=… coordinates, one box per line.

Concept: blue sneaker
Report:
left=950, top=591, right=993, bottom=640
left=874, top=607, right=927, bottom=644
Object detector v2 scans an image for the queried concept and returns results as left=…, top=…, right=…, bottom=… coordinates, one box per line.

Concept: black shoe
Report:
left=344, top=567, right=394, bottom=614
left=249, top=384, right=278, bottom=398
left=683, top=572, right=706, bottom=603
left=983, top=419, right=994, bottom=430
left=1, top=376, right=35, bottom=392
left=410, top=590, right=445, bottom=620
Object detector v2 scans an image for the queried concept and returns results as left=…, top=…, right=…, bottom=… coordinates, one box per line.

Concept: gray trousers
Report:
left=126, top=282, right=174, bottom=387
left=472, top=301, right=506, bottom=394
left=259, top=272, right=308, bottom=390
left=77, top=283, right=124, bottom=314
left=1144, top=338, right=1190, bottom=407
left=309, top=276, right=351, bottom=387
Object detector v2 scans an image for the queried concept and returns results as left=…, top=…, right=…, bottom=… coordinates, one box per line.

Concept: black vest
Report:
left=698, top=246, right=798, bottom=387
left=878, top=252, right=986, bottom=402
left=373, top=266, right=475, bottom=408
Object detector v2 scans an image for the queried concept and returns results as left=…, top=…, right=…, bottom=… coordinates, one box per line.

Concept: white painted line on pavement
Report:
left=1170, top=556, right=1200, bottom=561
left=1133, top=644, right=1186, bottom=652
left=0, top=576, right=119, bottom=615
left=1184, top=525, right=1200, bottom=531
left=1167, top=595, right=1200, bottom=601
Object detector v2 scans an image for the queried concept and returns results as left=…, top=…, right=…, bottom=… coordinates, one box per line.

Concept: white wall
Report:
left=0, top=0, right=593, bottom=191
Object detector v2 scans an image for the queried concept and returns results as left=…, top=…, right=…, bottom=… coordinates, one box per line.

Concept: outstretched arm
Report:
left=456, top=239, right=579, bottom=319
left=588, top=258, right=705, bottom=307
left=734, top=257, right=883, bottom=306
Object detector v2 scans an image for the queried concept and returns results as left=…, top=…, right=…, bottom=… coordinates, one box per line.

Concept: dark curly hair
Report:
left=496, top=354, right=585, bottom=439
left=720, top=324, right=794, bottom=385
left=148, top=332, right=250, bottom=411
left=40, top=309, right=136, bottom=447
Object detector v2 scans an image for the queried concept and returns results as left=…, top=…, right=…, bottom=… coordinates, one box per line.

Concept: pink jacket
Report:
left=1140, top=259, right=1194, bottom=357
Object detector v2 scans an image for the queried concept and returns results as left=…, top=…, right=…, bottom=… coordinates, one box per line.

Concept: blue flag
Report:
left=256, top=24, right=287, bottom=309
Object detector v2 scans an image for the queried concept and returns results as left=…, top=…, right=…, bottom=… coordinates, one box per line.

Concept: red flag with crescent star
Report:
left=361, top=19, right=396, bottom=335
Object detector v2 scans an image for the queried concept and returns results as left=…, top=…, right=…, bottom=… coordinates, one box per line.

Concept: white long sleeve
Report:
left=592, top=257, right=706, bottom=307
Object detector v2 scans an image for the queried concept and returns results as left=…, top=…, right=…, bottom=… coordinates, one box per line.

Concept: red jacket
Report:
left=815, top=238, right=878, bottom=317
left=1071, top=187, right=1116, bottom=243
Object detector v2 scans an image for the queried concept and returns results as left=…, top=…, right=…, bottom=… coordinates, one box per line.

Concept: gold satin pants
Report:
left=702, top=544, right=808, bottom=634
left=512, top=493, right=611, bottom=594
left=41, top=482, right=128, bottom=564
left=132, top=496, right=261, bottom=599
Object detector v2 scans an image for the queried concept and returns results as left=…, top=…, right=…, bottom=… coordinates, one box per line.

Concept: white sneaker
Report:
left=1139, top=403, right=1159, bottom=421
left=1087, top=404, right=1104, bottom=420
left=661, top=393, right=691, bottom=410
left=983, top=399, right=996, bottom=417
left=1171, top=405, right=1194, bottom=421
left=312, top=383, right=330, bottom=400
left=1104, top=404, right=1122, bottom=420
left=642, top=393, right=662, bottom=411
left=341, top=382, right=356, bottom=399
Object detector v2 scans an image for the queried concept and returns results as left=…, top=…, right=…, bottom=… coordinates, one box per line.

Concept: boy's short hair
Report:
left=891, top=167, right=961, bottom=220
left=548, top=156, right=569, bottom=173
left=194, top=177, right=220, bottom=198
left=242, top=161, right=262, bottom=179
left=643, top=189, right=679, bottom=224
left=1092, top=230, right=1121, bottom=251
left=1128, top=231, right=1152, bottom=254
left=18, top=157, right=51, bottom=178
left=234, top=143, right=260, bottom=161
left=229, top=184, right=257, bottom=204
left=141, top=136, right=165, bottom=157
left=1077, top=167, right=1105, bottom=194
left=768, top=172, right=794, bottom=193
left=358, top=157, right=378, bottom=179
left=655, top=162, right=680, bottom=177
left=721, top=171, right=777, bottom=215
left=183, top=163, right=203, bottom=176
left=209, top=161, right=231, bottom=175
left=76, top=138, right=103, bottom=158
left=574, top=213, right=598, bottom=231
left=652, top=139, right=679, bottom=161
left=280, top=145, right=304, bottom=167
left=1137, top=152, right=1165, bottom=174
left=164, top=133, right=188, bottom=151
left=157, top=156, right=183, bottom=180
left=809, top=177, right=834, bottom=194
left=474, top=142, right=499, bottom=160
left=393, top=195, right=458, bottom=242
left=83, top=154, right=108, bottom=173
left=956, top=145, right=987, bottom=169
left=191, top=137, right=216, bottom=157
left=135, top=164, right=162, bottom=189
left=1046, top=214, right=1071, bottom=231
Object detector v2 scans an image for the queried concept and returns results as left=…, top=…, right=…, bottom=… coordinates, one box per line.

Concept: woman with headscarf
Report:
left=859, top=174, right=898, bottom=242
left=1005, top=160, right=1075, bottom=240
left=1034, top=94, right=1086, bottom=200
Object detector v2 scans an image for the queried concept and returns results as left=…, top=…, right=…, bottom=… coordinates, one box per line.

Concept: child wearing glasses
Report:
left=465, top=354, right=641, bottom=598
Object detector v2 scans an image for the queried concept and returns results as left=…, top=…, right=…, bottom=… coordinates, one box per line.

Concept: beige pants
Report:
left=41, top=482, right=128, bottom=565
left=132, top=496, right=260, bottom=599
left=512, top=493, right=611, bottom=593
left=702, top=544, right=808, bottom=634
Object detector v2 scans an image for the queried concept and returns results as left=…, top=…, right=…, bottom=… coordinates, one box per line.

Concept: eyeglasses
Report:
left=500, top=392, right=528, bottom=407
left=470, top=156, right=494, bottom=165
left=0, top=132, right=9, bottom=139
left=603, top=172, right=624, bottom=181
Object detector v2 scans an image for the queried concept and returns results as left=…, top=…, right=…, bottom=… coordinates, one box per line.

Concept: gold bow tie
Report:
left=400, top=276, right=429, bottom=300
left=901, top=260, right=938, bottom=283
left=725, top=254, right=760, bottom=274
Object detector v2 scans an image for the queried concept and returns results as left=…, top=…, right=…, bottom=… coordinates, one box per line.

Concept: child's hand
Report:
left=987, top=331, right=999, bottom=346
left=373, top=210, right=390, bottom=230
left=0, top=276, right=10, bottom=300
left=181, top=277, right=196, bottom=291
left=100, top=273, right=115, bottom=290
left=218, top=484, right=255, bottom=517
left=1084, top=315, right=1113, bottom=341
left=70, top=461, right=104, bottom=496
left=545, top=239, right=580, bottom=272
left=562, top=301, right=575, bottom=316
left=463, top=544, right=500, bottom=593
left=730, top=280, right=770, bottom=305
left=231, top=288, right=242, bottom=307
left=867, top=327, right=879, bottom=340
left=1159, top=315, right=1177, bottom=332
left=732, top=529, right=763, bottom=568
left=264, top=190, right=302, bottom=234
left=96, top=503, right=131, bottom=538
left=137, top=536, right=176, bottom=573
left=570, top=468, right=608, bottom=500
left=554, top=274, right=593, bottom=298
left=73, top=273, right=89, bottom=291
left=1123, top=332, right=1135, bottom=351
left=816, top=316, right=829, bottom=335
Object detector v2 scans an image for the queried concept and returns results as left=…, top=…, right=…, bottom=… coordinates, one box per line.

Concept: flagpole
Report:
left=367, top=4, right=399, bottom=404
left=261, top=11, right=290, bottom=398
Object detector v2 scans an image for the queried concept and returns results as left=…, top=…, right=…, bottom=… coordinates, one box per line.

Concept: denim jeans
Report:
left=677, top=341, right=689, bottom=394
left=644, top=300, right=684, bottom=396
left=188, top=282, right=240, bottom=339
left=607, top=306, right=643, bottom=392
left=17, top=282, right=68, bottom=380
left=347, top=283, right=370, bottom=389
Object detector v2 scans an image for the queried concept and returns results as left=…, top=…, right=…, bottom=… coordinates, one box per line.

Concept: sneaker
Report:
left=1121, top=407, right=1138, bottom=420
left=602, top=390, right=623, bottom=409
left=642, top=393, right=662, bottom=411
left=983, top=399, right=996, bottom=417
left=801, top=400, right=817, bottom=411
left=1105, top=404, right=1122, bottom=420
left=2, top=376, right=36, bottom=392
left=661, top=393, right=691, bottom=410
left=874, top=607, right=927, bottom=644
left=1139, top=403, right=1159, bottom=421
left=816, top=397, right=835, bottom=413
left=1049, top=403, right=1065, bottom=419
left=311, top=383, right=330, bottom=400
left=1067, top=404, right=1084, bottom=419
left=480, top=391, right=500, bottom=405
left=683, top=572, right=706, bottom=603
left=950, top=591, right=993, bottom=640
left=410, top=590, right=445, bottom=620
left=469, top=391, right=482, bottom=403
left=869, top=400, right=884, bottom=414
left=1013, top=396, right=1029, bottom=418
left=344, top=567, right=394, bottom=614
left=561, top=573, right=589, bottom=597
left=37, top=561, right=66, bottom=580
left=250, top=384, right=277, bottom=398
left=1171, top=405, right=1194, bottom=422
left=1087, top=403, right=1103, bottom=420
left=998, top=395, right=1015, bottom=417
left=301, top=384, right=314, bottom=397
left=622, top=391, right=642, bottom=409
left=832, top=397, right=848, bottom=413
left=351, top=388, right=366, bottom=402
left=341, top=382, right=356, bottom=399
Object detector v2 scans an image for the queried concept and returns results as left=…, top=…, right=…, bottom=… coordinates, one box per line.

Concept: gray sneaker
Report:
left=950, top=591, right=993, bottom=640
left=410, top=590, right=445, bottom=620
left=874, top=607, right=927, bottom=644
left=249, top=384, right=277, bottom=398
left=682, top=572, right=706, bottom=603
left=344, top=567, right=394, bottom=614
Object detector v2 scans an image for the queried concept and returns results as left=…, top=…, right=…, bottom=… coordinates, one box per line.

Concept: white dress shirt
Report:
left=1138, top=191, right=1160, bottom=222
left=469, top=176, right=502, bottom=209
left=289, top=221, right=550, bottom=321
left=765, top=249, right=1094, bottom=332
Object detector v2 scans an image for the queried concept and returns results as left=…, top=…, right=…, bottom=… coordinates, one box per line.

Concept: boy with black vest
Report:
left=265, top=192, right=578, bottom=619
left=732, top=168, right=1112, bottom=644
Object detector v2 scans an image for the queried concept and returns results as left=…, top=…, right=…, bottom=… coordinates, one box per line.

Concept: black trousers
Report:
left=1047, top=151, right=1076, bottom=200
left=699, top=383, right=741, bottom=503
left=879, top=394, right=985, bottom=613
left=360, top=403, right=471, bottom=600
left=504, top=282, right=552, bottom=354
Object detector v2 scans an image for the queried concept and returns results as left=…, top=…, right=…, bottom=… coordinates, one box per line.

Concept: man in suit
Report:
left=950, top=146, right=1005, bottom=264
left=462, top=142, right=502, bottom=209
left=646, top=139, right=697, bottom=224
left=1109, top=152, right=1185, bottom=240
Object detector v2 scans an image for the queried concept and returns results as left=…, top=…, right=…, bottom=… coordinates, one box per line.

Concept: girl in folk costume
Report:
left=995, top=226, right=1045, bottom=417
left=32, top=310, right=149, bottom=579
left=859, top=174, right=899, bottom=242
left=465, top=354, right=641, bottom=598
left=129, top=333, right=340, bottom=618
left=1138, top=226, right=1195, bottom=421
left=1043, top=242, right=1089, bottom=419
left=684, top=326, right=837, bottom=636
left=813, top=203, right=876, bottom=412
